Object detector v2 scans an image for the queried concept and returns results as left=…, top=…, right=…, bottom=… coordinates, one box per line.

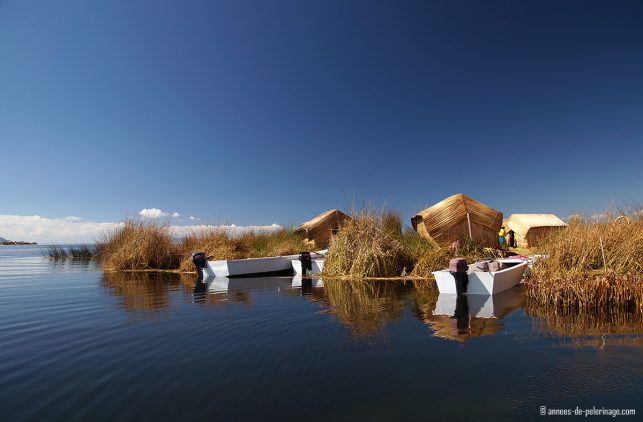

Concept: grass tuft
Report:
left=323, top=210, right=410, bottom=278
left=44, top=245, right=69, bottom=259
left=99, top=220, right=181, bottom=271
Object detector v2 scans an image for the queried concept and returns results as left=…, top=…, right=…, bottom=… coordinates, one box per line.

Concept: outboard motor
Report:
left=299, top=251, right=312, bottom=275
left=449, top=257, right=469, bottom=296
left=192, top=251, right=208, bottom=282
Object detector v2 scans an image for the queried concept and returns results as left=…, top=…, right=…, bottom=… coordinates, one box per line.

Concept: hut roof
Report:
left=504, top=214, right=567, bottom=237
left=298, top=209, right=348, bottom=232
left=412, top=194, right=502, bottom=232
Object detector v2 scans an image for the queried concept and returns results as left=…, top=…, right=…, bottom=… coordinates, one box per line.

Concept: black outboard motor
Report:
left=449, top=258, right=469, bottom=296
left=192, top=251, right=208, bottom=282
left=299, top=251, right=312, bottom=275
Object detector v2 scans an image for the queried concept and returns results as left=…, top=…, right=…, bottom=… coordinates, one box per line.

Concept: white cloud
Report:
left=0, top=214, right=283, bottom=244
left=0, top=215, right=121, bottom=244
left=139, top=208, right=167, bottom=218
left=189, top=216, right=198, bottom=220
left=138, top=208, right=182, bottom=219
left=64, top=216, right=82, bottom=221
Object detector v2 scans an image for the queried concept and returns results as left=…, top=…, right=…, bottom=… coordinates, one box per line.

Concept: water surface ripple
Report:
left=0, top=246, right=641, bottom=421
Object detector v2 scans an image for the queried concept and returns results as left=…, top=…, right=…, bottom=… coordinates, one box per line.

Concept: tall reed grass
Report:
left=45, top=244, right=98, bottom=259
left=323, top=210, right=410, bottom=278
left=525, top=209, right=643, bottom=310
left=44, top=245, right=69, bottom=259
left=99, top=220, right=182, bottom=271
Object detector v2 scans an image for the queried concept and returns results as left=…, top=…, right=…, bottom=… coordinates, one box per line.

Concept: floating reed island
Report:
left=43, top=193, right=642, bottom=311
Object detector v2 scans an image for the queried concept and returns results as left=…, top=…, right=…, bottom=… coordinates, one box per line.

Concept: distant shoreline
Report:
left=0, top=241, right=38, bottom=245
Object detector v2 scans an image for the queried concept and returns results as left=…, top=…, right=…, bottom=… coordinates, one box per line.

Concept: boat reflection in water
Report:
left=101, top=272, right=643, bottom=349
left=420, top=287, right=524, bottom=342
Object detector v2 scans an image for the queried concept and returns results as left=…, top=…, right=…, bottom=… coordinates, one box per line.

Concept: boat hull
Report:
left=432, top=261, right=528, bottom=295
left=205, top=255, right=298, bottom=278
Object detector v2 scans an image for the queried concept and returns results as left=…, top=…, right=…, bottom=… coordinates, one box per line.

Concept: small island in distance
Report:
left=0, top=236, right=37, bottom=245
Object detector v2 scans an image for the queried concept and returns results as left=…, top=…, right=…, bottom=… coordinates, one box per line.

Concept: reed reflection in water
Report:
left=525, top=302, right=643, bottom=349
left=101, top=271, right=184, bottom=319
left=99, top=271, right=643, bottom=349
left=318, top=279, right=415, bottom=340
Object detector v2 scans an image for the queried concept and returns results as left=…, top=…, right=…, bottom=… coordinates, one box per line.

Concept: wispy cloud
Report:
left=138, top=208, right=181, bottom=219
left=0, top=214, right=282, bottom=243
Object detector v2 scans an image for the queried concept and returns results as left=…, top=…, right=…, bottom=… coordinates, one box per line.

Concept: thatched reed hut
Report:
left=504, top=214, right=567, bottom=248
left=411, top=194, right=503, bottom=248
left=297, top=209, right=350, bottom=249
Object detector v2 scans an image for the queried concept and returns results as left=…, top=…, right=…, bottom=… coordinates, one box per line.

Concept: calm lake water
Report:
left=1, top=246, right=641, bottom=421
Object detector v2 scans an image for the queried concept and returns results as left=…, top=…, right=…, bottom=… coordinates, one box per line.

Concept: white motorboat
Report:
left=432, top=261, right=528, bottom=295
left=290, top=250, right=327, bottom=275
left=204, top=254, right=299, bottom=278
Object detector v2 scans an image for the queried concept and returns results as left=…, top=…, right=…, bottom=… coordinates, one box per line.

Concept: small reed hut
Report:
left=297, top=209, right=350, bottom=249
left=504, top=214, right=567, bottom=248
left=411, top=194, right=503, bottom=248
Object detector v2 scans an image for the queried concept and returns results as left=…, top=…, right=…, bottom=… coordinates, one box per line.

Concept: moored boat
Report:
left=204, top=254, right=299, bottom=278
left=432, top=261, right=528, bottom=295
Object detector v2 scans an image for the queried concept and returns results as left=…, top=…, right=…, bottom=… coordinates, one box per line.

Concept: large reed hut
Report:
left=297, top=209, right=350, bottom=249
left=411, top=194, right=503, bottom=248
left=504, top=214, right=567, bottom=248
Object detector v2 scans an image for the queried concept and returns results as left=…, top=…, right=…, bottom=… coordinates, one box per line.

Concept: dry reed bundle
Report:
left=99, top=220, right=181, bottom=271
left=323, top=210, right=409, bottom=278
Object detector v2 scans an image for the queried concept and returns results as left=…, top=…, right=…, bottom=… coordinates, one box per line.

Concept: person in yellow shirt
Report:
left=498, top=226, right=507, bottom=250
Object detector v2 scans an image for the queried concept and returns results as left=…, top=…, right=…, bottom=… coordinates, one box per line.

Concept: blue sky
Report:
left=1, top=0, right=642, bottom=240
